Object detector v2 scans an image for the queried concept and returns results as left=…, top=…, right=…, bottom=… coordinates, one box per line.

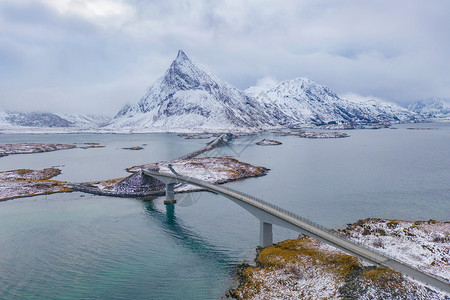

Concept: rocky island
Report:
left=122, top=146, right=144, bottom=150
left=78, top=142, right=105, bottom=149
left=256, top=139, right=282, bottom=146
left=295, top=131, right=349, bottom=139
left=0, top=143, right=76, bottom=157
left=77, top=157, right=268, bottom=197
left=0, top=168, right=70, bottom=201
left=229, top=219, right=449, bottom=299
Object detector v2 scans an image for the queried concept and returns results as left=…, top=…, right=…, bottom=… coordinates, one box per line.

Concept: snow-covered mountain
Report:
left=2, top=50, right=429, bottom=132
left=109, top=50, right=275, bottom=131
left=56, top=113, right=111, bottom=128
left=408, top=98, right=450, bottom=120
left=342, top=93, right=420, bottom=124
left=0, top=111, right=13, bottom=128
left=246, top=78, right=419, bottom=126
left=0, top=111, right=73, bottom=128
left=0, top=111, right=111, bottom=129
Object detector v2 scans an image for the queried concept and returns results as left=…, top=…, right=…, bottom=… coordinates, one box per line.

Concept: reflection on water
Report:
left=0, top=194, right=238, bottom=299
left=0, top=125, right=449, bottom=299
left=144, top=201, right=233, bottom=268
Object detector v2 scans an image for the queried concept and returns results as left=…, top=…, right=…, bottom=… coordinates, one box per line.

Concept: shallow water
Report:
left=0, top=124, right=448, bottom=299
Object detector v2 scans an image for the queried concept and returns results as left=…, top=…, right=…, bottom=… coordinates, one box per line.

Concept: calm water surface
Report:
left=0, top=124, right=449, bottom=299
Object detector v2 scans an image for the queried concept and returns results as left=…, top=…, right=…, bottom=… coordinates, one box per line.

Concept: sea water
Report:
left=0, top=124, right=448, bottom=299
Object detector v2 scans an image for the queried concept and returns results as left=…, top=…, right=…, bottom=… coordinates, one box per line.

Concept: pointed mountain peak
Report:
left=162, top=49, right=219, bottom=91
left=175, top=50, right=190, bottom=62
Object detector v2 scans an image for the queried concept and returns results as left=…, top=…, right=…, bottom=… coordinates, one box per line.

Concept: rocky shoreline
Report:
left=227, top=218, right=449, bottom=299
left=0, top=134, right=264, bottom=201
left=75, top=157, right=268, bottom=197
left=0, top=143, right=76, bottom=157
left=296, top=131, right=349, bottom=138
left=256, top=139, right=282, bottom=146
left=271, top=130, right=349, bottom=138
left=0, top=168, right=70, bottom=201
left=1, top=134, right=448, bottom=298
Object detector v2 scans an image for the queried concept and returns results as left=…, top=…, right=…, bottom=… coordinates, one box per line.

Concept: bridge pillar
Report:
left=164, top=183, right=176, bottom=205
left=259, top=221, right=273, bottom=247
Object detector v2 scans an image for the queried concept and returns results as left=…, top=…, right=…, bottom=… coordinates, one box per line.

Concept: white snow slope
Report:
left=0, top=111, right=111, bottom=129
left=109, top=50, right=275, bottom=132
left=408, top=98, right=450, bottom=120
left=110, top=50, right=422, bottom=132
left=2, top=50, right=431, bottom=133
left=247, top=79, right=419, bottom=126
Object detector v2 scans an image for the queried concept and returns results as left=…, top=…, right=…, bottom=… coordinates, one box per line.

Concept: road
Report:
left=144, top=169, right=450, bottom=293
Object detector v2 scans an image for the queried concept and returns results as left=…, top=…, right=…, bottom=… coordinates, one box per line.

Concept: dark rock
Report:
left=114, top=171, right=165, bottom=194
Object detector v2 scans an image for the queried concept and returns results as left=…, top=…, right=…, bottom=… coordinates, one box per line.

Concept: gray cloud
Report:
left=1, top=0, right=449, bottom=115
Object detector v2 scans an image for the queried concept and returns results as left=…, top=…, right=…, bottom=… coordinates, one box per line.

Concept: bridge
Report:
left=143, top=168, right=450, bottom=293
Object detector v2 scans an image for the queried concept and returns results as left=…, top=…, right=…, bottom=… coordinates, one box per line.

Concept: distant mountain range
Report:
left=0, top=111, right=110, bottom=129
left=246, top=78, right=417, bottom=126
left=408, top=98, right=450, bottom=120
left=1, top=50, right=448, bottom=132
left=107, top=50, right=422, bottom=131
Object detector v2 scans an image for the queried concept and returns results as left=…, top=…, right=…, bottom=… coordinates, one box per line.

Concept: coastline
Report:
left=0, top=134, right=268, bottom=201
left=0, top=168, right=72, bottom=202
left=228, top=218, right=450, bottom=299
left=1, top=127, right=448, bottom=298
left=73, top=157, right=269, bottom=198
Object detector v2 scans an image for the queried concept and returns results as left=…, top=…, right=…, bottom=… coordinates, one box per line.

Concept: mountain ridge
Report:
left=408, top=98, right=450, bottom=120
left=109, top=50, right=275, bottom=131
left=110, top=50, right=421, bottom=131
left=2, top=50, right=447, bottom=132
left=247, top=77, right=419, bottom=126
left=0, top=110, right=111, bottom=129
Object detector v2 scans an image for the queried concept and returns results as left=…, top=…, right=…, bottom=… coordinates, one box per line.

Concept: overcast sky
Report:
left=1, top=0, right=449, bottom=115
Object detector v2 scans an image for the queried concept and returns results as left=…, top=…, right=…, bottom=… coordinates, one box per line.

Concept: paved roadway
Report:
left=143, top=169, right=450, bottom=293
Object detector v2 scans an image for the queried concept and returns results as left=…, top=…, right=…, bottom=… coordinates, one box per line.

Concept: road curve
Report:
left=143, top=169, right=450, bottom=293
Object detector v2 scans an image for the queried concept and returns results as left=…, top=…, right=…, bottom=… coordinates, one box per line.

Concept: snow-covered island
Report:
left=339, top=218, right=449, bottom=280
left=0, top=168, right=61, bottom=181
left=295, top=131, right=349, bottom=139
left=76, top=157, right=268, bottom=197
left=1, top=156, right=268, bottom=200
left=256, top=139, right=282, bottom=146
left=0, top=143, right=76, bottom=157
left=0, top=168, right=70, bottom=201
left=229, top=219, right=449, bottom=299
left=270, top=130, right=350, bottom=138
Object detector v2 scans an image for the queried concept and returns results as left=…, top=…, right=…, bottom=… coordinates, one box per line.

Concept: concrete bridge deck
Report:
left=143, top=169, right=450, bottom=293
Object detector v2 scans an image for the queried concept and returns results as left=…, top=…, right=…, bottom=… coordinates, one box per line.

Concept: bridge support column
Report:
left=259, top=221, right=273, bottom=247
left=164, top=183, right=176, bottom=205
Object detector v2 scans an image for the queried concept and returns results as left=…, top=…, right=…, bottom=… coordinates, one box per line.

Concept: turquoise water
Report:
left=0, top=125, right=449, bottom=299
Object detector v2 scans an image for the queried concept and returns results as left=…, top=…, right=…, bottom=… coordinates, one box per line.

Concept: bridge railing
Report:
left=213, top=182, right=333, bottom=231
left=214, top=183, right=406, bottom=261
left=155, top=173, right=403, bottom=258
left=186, top=177, right=435, bottom=270
left=147, top=170, right=448, bottom=284
left=216, top=182, right=449, bottom=282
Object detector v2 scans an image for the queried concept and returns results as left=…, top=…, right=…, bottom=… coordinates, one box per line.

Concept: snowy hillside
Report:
left=109, top=50, right=275, bottom=132
left=2, top=51, right=428, bottom=132
left=0, top=111, right=12, bottom=128
left=0, top=111, right=111, bottom=129
left=247, top=79, right=419, bottom=126
left=0, top=111, right=73, bottom=128
left=408, top=98, right=450, bottom=120
left=56, top=113, right=111, bottom=128
left=342, top=93, right=420, bottom=123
